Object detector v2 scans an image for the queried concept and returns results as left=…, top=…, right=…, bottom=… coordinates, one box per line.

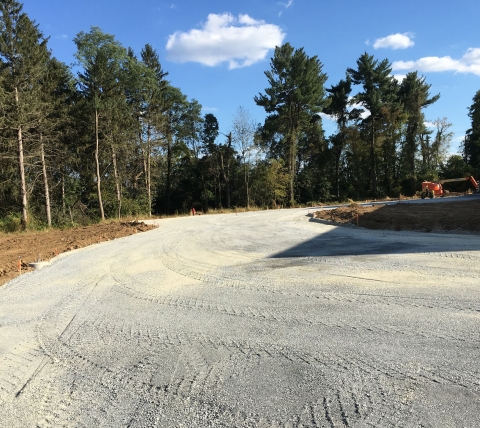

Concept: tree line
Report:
left=1, top=0, right=479, bottom=230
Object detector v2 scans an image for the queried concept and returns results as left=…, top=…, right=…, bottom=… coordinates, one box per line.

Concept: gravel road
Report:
left=1, top=209, right=479, bottom=427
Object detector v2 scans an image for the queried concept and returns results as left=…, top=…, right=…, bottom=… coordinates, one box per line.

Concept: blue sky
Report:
left=21, top=0, right=480, bottom=153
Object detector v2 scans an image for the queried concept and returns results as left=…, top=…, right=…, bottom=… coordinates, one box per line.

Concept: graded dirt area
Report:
left=1, top=209, right=480, bottom=427
left=314, top=197, right=480, bottom=232
left=0, top=221, right=157, bottom=287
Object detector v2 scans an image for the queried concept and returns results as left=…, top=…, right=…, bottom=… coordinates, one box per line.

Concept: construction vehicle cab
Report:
left=421, top=176, right=479, bottom=199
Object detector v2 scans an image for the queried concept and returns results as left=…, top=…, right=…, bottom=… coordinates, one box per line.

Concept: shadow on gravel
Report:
left=271, top=226, right=480, bottom=258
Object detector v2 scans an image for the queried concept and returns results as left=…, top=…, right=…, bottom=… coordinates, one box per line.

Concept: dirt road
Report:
left=1, top=209, right=479, bottom=426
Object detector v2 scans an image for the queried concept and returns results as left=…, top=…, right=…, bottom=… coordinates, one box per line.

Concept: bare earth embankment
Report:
left=314, top=197, right=480, bottom=232
left=0, top=221, right=157, bottom=286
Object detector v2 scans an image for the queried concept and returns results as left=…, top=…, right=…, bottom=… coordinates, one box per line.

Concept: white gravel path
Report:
left=1, top=208, right=479, bottom=427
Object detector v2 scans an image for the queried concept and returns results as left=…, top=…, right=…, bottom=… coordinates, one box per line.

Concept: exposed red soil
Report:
left=0, top=221, right=157, bottom=287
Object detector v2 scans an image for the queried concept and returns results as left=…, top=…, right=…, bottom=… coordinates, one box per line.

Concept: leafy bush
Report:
left=0, top=213, right=22, bottom=233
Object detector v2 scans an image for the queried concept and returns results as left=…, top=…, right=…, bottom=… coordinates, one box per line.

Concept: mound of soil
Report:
left=314, top=198, right=480, bottom=233
left=0, top=221, right=157, bottom=287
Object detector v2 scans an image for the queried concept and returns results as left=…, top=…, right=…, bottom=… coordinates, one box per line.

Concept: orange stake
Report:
left=356, top=214, right=359, bottom=227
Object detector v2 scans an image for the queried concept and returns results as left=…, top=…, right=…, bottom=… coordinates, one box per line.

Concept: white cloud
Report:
left=202, top=107, right=218, bottom=112
left=55, top=34, right=68, bottom=40
left=278, top=0, right=294, bottom=8
left=424, top=121, right=436, bottom=128
left=373, top=33, right=414, bottom=50
left=166, top=13, right=286, bottom=69
left=348, top=98, right=371, bottom=119
left=320, top=112, right=336, bottom=122
left=322, top=99, right=370, bottom=123
left=392, top=74, right=406, bottom=82
left=392, top=47, right=480, bottom=75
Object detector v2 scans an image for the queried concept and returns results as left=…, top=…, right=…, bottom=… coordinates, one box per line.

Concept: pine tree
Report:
left=398, top=71, right=440, bottom=192
left=348, top=53, right=394, bottom=197
left=464, top=90, right=480, bottom=170
left=37, top=58, right=73, bottom=226
left=140, top=44, right=169, bottom=216
left=324, top=75, right=363, bottom=199
left=74, top=27, right=129, bottom=220
left=255, top=43, right=328, bottom=205
left=0, top=0, right=50, bottom=228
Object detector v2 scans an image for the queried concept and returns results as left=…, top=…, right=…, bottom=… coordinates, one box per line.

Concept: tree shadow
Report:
left=270, top=214, right=480, bottom=258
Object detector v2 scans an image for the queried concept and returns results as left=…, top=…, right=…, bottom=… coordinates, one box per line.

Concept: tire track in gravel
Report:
left=107, top=241, right=480, bottom=344
left=148, top=231, right=480, bottom=314
left=2, top=209, right=480, bottom=427
left=28, top=300, right=402, bottom=428
left=35, top=294, right=479, bottom=425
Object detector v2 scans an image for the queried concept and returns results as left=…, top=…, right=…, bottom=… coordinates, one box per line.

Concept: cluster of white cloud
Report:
left=166, top=13, right=285, bottom=69
left=373, top=33, right=414, bottom=50
left=320, top=99, right=371, bottom=123
left=392, top=48, right=480, bottom=76
left=392, top=74, right=407, bottom=82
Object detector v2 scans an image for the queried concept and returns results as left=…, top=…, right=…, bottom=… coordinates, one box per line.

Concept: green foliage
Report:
left=0, top=213, right=22, bottom=233
left=255, top=43, right=329, bottom=204
left=398, top=71, right=440, bottom=179
left=0, top=3, right=464, bottom=215
left=441, top=155, right=474, bottom=179
left=464, top=90, right=480, bottom=170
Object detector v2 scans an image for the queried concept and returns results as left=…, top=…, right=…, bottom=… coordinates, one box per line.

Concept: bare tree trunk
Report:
left=147, top=126, right=152, bottom=217
left=288, top=136, right=296, bottom=205
left=111, top=145, right=121, bottom=220
left=40, top=132, right=52, bottom=227
left=219, top=149, right=231, bottom=208
left=370, top=119, right=377, bottom=198
left=62, top=173, right=66, bottom=215
left=139, top=130, right=147, bottom=193
left=15, top=87, right=28, bottom=229
left=244, top=158, right=250, bottom=208
left=95, top=109, right=105, bottom=220
left=335, top=151, right=340, bottom=201
left=166, top=133, right=172, bottom=215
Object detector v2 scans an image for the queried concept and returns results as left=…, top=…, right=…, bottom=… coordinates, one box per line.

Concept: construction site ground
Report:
left=1, top=196, right=479, bottom=288
left=0, top=221, right=158, bottom=287
left=1, top=201, right=480, bottom=426
left=314, top=196, right=480, bottom=232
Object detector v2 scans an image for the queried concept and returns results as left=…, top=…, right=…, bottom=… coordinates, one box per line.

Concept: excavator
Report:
left=421, top=176, right=479, bottom=198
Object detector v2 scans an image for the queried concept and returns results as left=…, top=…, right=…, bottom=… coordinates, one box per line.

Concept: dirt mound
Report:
left=0, top=221, right=157, bottom=287
left=314, top=199, right=480, bottom=233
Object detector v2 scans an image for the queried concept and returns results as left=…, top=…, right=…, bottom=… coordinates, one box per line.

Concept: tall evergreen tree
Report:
left=324, top=75, right=362, bottom=199
left=74, top=27, right=129, bottom=220
left=255, top=43, right=329, bottom=205
left=36, top=58, right=74, bottom=226
left=398, top=71, right=440, bottom=192
left=140, top=44, right=169, bottom=216
left=0, top=0, right=50, bottom=228
left=200, top=113, right=220, bottom=209
left=348, top=53, right=394, bottom=197
left=464, top=90, right=480, bottom=170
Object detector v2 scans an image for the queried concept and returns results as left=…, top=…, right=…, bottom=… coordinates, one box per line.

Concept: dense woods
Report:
left=0, top=0, right=479, bottom=230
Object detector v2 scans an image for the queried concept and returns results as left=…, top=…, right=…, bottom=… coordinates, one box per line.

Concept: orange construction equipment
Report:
left=421, top=176, right=479, bottom=198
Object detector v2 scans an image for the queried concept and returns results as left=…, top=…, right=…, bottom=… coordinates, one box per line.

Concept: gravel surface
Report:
left=0, top=208, right=479, bottom=427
